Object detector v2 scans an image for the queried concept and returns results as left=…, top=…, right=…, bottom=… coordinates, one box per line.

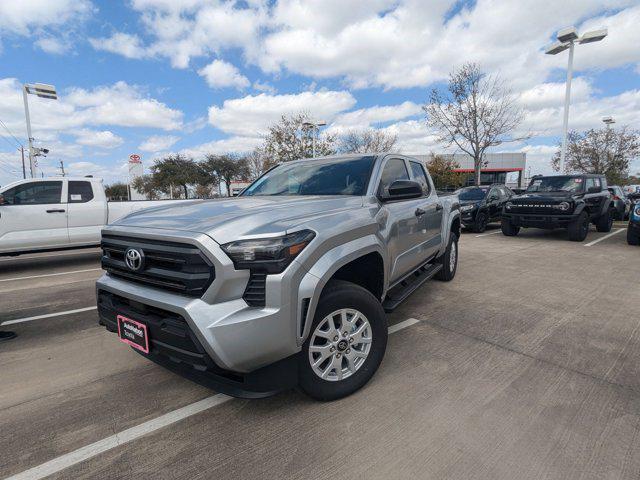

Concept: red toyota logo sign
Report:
left=129, top=154, right=141, bottom=163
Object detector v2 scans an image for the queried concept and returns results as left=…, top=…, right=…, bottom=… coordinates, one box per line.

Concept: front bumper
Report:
left=502, top=211, right=578, bottom=229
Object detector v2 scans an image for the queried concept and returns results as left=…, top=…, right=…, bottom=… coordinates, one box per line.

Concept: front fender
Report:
left=296, top=234, right=386, bottom=345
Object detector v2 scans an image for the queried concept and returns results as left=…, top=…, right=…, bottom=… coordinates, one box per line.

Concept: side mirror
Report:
left=0, top=194, right=4, bottom=205
left=382, top=180, right=423, bottom=201
left=488, top=194, right=498, bottom=201
left=587, top=186, right=601, bottom=194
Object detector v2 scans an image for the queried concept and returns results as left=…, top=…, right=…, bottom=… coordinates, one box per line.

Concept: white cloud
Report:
left=208, top=90, right=356, bottom=136
left=180, top=136, right=263, bottom=158
left=330, top=101, right=422, bottom=131
left=252, top=80, right=276, bottom=94
left=34, top=36, right=71, bottom=55
left=0, top=0, right=92, bottom=35
left=198, top=60, right=250, bottom=90
left=89, top=33, right=149, bottom=59
left=139, top=135, right=180, bottom=152
left=74, top=129, right=124, bottom=149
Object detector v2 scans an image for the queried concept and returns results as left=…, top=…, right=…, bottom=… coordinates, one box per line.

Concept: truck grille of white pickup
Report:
left=101, top=234, right=215, bottom=297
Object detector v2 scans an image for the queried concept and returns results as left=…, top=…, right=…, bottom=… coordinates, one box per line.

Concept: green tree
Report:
left=261, top=112, right=336, bottom=163
left=150, top=154, right=201, bottom=199
left=427, top=154, right=466, bottom=190
left=104, top=182, right=129, bottom=201
left=131, top=175, right=161, bottom=200
left=200, top=154, right=250, bottom=196
left=552, top=126, right=640, bottom=185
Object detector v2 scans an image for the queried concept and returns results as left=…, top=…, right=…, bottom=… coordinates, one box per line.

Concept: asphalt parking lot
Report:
left=1, top=224, right=639, bottom=480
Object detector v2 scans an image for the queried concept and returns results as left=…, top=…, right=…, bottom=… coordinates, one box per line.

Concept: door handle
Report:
left=46, top=209, right=66, bottom=213
left=435, top=203, right=443, bottom=211
left=415, top=208, right=426, bottom=217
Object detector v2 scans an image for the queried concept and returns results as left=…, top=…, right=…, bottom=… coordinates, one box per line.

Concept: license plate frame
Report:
left=117, top=314, right=149, bottom=354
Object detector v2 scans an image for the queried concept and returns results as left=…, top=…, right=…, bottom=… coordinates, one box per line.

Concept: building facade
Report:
left=415, top=153, right=527, bottom=188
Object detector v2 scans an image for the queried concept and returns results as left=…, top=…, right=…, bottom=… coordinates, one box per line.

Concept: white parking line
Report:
left=6, top=317, right=421, bottom=480
left=475, top=231, right=501, bottom=238
left=584, top=228, right=625, bottom=247
left=0, top=268, right=102, bottom=283
left=2, top=306, right=97, bottom=326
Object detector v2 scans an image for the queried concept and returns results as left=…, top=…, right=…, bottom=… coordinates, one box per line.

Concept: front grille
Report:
left=243, top=272, right=266, bottom=307
left=509, top=202, right=568, bottom=215
left=101, top=234, right=215, bottom=297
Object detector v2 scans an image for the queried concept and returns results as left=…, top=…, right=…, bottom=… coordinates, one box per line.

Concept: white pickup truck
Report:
left=0, top=177, right=187, bottom=256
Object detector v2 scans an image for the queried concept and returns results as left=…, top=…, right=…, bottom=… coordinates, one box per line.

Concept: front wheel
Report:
left=473, top=212, right=488, bottom=233
left=501, top=218, right=520, bottom=236
left=299, top=280, right=388, bottom=401
left=596, top=209, right=613, bottom=232
left=568, top=211, right=590, bottom=241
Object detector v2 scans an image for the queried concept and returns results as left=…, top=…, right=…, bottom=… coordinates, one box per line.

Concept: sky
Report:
left=0, top=0, right=639, bottom=187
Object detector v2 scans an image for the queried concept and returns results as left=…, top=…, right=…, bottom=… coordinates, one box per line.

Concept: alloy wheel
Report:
left=308, top=308, right=372, bottom=382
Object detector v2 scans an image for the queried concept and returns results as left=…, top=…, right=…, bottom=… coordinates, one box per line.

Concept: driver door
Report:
left=0, top=180, right=68, bottom=253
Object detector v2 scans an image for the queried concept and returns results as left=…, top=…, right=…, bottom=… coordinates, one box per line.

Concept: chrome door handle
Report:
left=435, top=203, right=443, bottom=211
left=415, top=208, right=426, bottom=217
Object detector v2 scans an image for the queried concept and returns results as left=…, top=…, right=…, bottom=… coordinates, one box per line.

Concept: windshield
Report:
left=527, top=176, right=584, bottom=193
left=455, top=187, right=489, bottom=201
left=242, top=156, right=374, bottom=196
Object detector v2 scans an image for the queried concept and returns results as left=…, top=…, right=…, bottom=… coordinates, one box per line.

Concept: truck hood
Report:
left=112, top=195, right=365, bottom=244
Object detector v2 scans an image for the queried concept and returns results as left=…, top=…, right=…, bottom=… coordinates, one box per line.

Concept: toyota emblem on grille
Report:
left=124, top=248, right=145, bottom=271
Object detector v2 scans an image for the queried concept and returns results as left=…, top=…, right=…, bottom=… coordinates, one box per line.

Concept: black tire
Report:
left=472, top=212, right=488, bottom=233
left=596, top=208, right=613, bottom=232
left=628, top=226, right=640, bottom=246
left=435, top=232, right=458, bottom=281
left=298, top=280, right=388, bottom=401
left=568, top=210, right=590, bottom=241
left=501, top=218, right=520, bottom=236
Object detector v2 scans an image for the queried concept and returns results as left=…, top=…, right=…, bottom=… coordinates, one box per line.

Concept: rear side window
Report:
left=1, top=181, right=62, bottom=205
left=380, top=158, right=409, bottom=192
left=68, top=181, right=94, bottom=203
left=409, top=161, right=431, bottom=195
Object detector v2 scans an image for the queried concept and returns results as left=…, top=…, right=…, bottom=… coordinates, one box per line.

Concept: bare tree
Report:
left=552, top=126, right=640, bottom=185
left=244, top=148, right=277, bottom=180
left=337, top=129, right=398, bottom=154
left=261, top=112, right=337, bottom=162
left=424, top=63, right=525, bottom=185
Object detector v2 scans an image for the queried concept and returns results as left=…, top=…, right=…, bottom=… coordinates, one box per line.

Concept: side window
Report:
left=594, top=177, right=602, bottom=189
left=409, top=161, right=431, bottom=195
left=585, top=178, right=596, bottom=191
left=379, top=158, right=409, bottom=192
left=1, top=181, right=62, bottom=205
left=498, top=187, right=509, bottom=198
left=68, top=181, right=94, bottom=203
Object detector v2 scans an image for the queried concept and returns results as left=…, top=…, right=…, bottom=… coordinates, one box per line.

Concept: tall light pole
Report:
left=602, top=116, right=615, bottom=130
left=545, top=27, right=607, bottom=172
left=23, top=83, right=58, bottom=178
left=302, top=120, right=327, bottom=158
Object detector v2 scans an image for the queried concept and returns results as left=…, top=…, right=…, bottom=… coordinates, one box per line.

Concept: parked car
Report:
left=628, top=200, right=640, bottom=246
left=501, top=174, right=614, bottom=242
left=608, top=185, right=631, bottom=220
left=0, top=177, right=190, bottom=256
left=455, top=184, right=514, bottom=233
left=96, top=154, right=461, bottom=401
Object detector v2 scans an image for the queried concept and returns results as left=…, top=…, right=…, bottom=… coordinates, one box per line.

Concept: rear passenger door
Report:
left=67, top=181, right=105, bottom=245
left=584, top=177, right=605, bottom=218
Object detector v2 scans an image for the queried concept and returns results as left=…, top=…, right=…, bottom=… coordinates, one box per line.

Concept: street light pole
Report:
left=545, top=27, right=607, bottom=173
left=302, top=120, right=327, bottom=158
left=559, top=40, right=575, bottom=172
left=22, top=83, right=58, bottom=178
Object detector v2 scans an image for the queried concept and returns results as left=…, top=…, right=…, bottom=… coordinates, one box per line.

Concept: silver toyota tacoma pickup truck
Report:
left=97, top=154, right=460, bottom=400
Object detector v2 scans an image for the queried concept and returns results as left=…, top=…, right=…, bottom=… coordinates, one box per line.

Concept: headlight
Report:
left=221, top=230, right=315, bottom=274
left=554, top=201, right=571, bottom=211
left=505, top=202, right=513, bottom=209
left=460, top=204, right=475, bottom=212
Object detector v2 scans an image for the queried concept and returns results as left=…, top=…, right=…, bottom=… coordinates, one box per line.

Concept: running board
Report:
left=382, top=262, right=442, bottom=312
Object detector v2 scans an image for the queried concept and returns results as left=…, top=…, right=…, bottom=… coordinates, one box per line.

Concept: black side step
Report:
left=382, top=262, right=442, bottom=312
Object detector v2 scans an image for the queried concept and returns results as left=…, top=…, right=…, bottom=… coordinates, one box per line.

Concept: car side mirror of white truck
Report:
left=0, top=194, right=5, bottom=205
